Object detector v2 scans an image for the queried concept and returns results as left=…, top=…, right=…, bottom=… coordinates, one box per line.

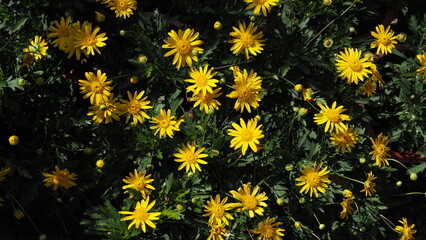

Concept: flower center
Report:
left=134, top=207, right=149, bottom=221
left=263, top=225, right=274, bottom=238
left=128, top=102, right=140, bottom=114
left=241, top=33, right=255, bottom=48
left=241, top=129, right=254, bottom=142
left=58, top=28, right=69, bottom=37
left=255, top=0, right=267, bottom=4
left=243, top=195, right=258, bottom=210
left=348, top=59, right=363, bottom=72
left=91, top=82, right=103, bottom=93
left=84, top=36, right=95, bottom=46
left=176, top=40, right=191, bottom=55
left=378, top=36, right=391, bottom=46
left=159, top=119, right=170, bottom=128
left=325, top=109, right=340, bottom=123
left=53, top=175, right=64, bottom=185
left=305, top=172, right=321, bottom=188
left=213, top=205, right=225, bottom=218
left=135, top=180, right=146, bottom=191
left=195, top=75, right=208, bottom=88
left=186, top=153, right=197, bottom=164
left=117, top=2, right=129, bottom=10
left=238, top=88, right=252, bottom=102
left=375, top=144, right=386, bottom=155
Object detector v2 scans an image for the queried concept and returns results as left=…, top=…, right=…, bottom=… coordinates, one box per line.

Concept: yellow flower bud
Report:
left=130, top=76, right=139, bottom=84
left=396, top=32, right=407, bottom=42
left=294, top=84, right=303, bottom=92
left=138, top=55, right=148, bottom=64
left=214, top=21, right=222, bottom=30
left=323, top=38, right=333, bottom=48
left=96, top=159, right=105, bottom=168
left=323, top=0, right=332, bottom=5
left=14, top=209, right=25, bottom=219
left=9, top=135, right=19, bottom=146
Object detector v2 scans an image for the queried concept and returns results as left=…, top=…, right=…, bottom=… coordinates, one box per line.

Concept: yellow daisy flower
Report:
left=370, top=24, right=398, bottom=55
left=185, top=64, right=219, bottom=95
left=395, top=218, right=417, bottom=240
left=162, top=28, right=204, bottom=69
left=329, top=125, right=358, bottom=153
left=369, top=63, right=385, bottom=89
left=47, top=16, right=72, bottom=50
left=0, top=168, right=11, bottom=182
left=23, top=35, right=49, bottom=60
left=228, top=118, right=264, bottom=155
left=63, top=21, right=84, bottom=60
left=250, top=217, right=285, bottom=240
left=189, top=88, right=222, bottom=114
left=369, top=133, right=391, bottom=167
left=229, top=21, right=266, bottom=60
left=416, top=50, right=426, bottom=82
left=360, top=79, right=377, bottom=97
left=174, top=142, right=208, bottom=173
left=119, top=196, right=161, bottom=232
left=22, top=53, right=35, bottom=68
left=73, top=22, right=108, bottom=57
left=150, top=109, right=183, bottom=138
left=339, top=190, right=355, bottom=220
left=203, top=194, right=235, bottom=225
left=207, top=223, right=228, bottom=240
left=336, top=48, right=372, bottom=84
left=105, top=0, right=137, bottom=19
left=302, top=87, right=316, bottom=101
left=360, top=171, right=377, bottom=196
left=313, top=101, right=351, bottom=133
left=226, top=69, right=263, bottom=113
left=295, top=162, right=331, bottom=198
left=119, top=91, right=153, bottom=125
left=78, top=69, right=113, bottom=105
left=229, top=182, right=268, bottom=218
left=244, top=0, right=279, bottom=16
left=87, top=94, right=122, bottom=124
left=122, top=169, right=155, bottom=199
left=42, top=166, right=77, bottom=190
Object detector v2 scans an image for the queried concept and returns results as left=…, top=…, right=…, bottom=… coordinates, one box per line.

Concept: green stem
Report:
left=338, top=174, right=365, bottom=185
left=387, top=158, right=411, bottom=173
left=8, top=191, right=42, bottom=235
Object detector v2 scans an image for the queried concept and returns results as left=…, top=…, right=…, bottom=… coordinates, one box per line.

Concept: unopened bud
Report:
left=214, top=21, right=222, bottom=30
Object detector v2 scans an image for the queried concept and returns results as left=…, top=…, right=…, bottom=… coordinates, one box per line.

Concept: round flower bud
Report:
left=187, top=172, right=194, bottom=177
left=359, top=157, right=366, bottom=164
left=207, top=108, right=215, bottom=114
left=410, top=173, right=418, bottom=181
left=18, top=78, right=27, bottom=86
left=298, top=108, right=308, bottom=116
left=323, top=0, right=332, bottom=5
left=359, top=227, right=366, bottom=232
left=119, top=30, right=126, bottom=36
left=323, top=38, right=333, bottom=48
left=276, top=198, right=284, bottom=205
left=219, top=77, right=226, bottom=84
left=96, top=159, right=105, bottom=168
left=191, top=49, right=199, bottom=55
left=83, top=147, right=93, bottom=155
left=294, top=84, right=303, bottom=92
left=214, top=21, right=222, bottom=30
left=363, top=52, right=374, bottom=62
left=39, top=234, right=47, bottom=240
left=396, top=33, right=407, bottom=42
left=349, top=27, right=356, bottom=33
left=298, top=197, right=305, bottom=204
left=294, top=221, right=302, bottom=228
left=254, top=115, right=261, bottom=121
left=36, top=77, right=45, bottom=85
left=36, top=148, right=44, bottom=156
left=138, top=55, right=148, bottom=64
left=319, top=224, right=326, bottom=230
left=176, top=203, right=185, bottom=212
left=14, top=209, right=25, bottom=219
left=99, top=104, right=107, bottom=111
left=212, top=149, right=220, bottom=157
left=130, top=76, right=139, bottom=84
left=95, top=11, right=105, bottom=23
left=191, top=198, right=197, bottom=203
left=285, top=164, right=294, bottom=171
left=9, top=135, right=19, bottom=146
left=293, top=107, right=300, bottom=112
left=249, top=16, right=256, bottom=22
left=396, top=181, right=402, bottom=187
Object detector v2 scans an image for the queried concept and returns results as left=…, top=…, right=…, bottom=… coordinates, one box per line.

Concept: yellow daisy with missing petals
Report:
left=48, top=17, right=72, bottom=50
left=174, top=142, right=208, bottom=173
left=22, top=53, right=35, bottom=68
left=23, top=35, right=49, bottom=60
left=42, top=166, right=77, bottom=190
left=395, top=218, right=417, bottom=240
left=229, top=182, right=268, bottom=218
left=339, top=190, right=355, bottom=220
left=295, top=162, right=331, bottom=198
left=162, top=28, right=204, bottom=69
left=119, top=197, right=161, bottom=232
left=228, top=118, right=264, bottom=155
left=207, top=223, right=228, bottom=240
left=329, top=125, right=358, bottom=153
left=185, top=64, right=219, bottom=95
left=227, top=69, right=263, bottom=113
left=336, top=48, right=372, bottom=84
left=106, top=0, right=137, bottom=19
left=313, top=101, right=351, bottom=133
left=244, top=0, right=279, bottom=16
left=360, top=79, right=377, bottom=97
left=369, top=133, right=391, bottom=167
left=122, top=169, right=155, bottom=199
left=360, top=171, right=377, bottom=196
left=119, top=91, right=153, bottom=125
left=79, top=69, right=113, bottom=105
left=250, top=217, right=285, bottom=240
left=229, top=22, right=266, bottom=60
left=416, top=50, right=426, bottom=82
left=370, top=63, right=385, bottom=89
left=370, top=24, right=398, bottom=55
left=190, top=88, right=222, bottom=114
left=150, top=109, right=184, bottom=138
left=203, top=194, right=235, bottom=226
left=0, top=168, right=11, bottom=182
left=87, top=94, right=122, bottom=124
left=73, top=22, right=107, bottom=57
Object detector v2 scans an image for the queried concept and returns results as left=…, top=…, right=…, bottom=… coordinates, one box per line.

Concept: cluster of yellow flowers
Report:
left=47, top=17, right=107, bottom=60
left=203, top=182, right=284, bottom=240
